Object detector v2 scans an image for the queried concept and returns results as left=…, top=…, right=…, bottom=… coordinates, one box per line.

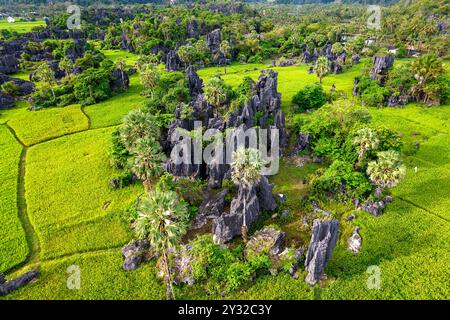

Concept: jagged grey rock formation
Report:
left=165, top=50, right=184, bottom=71
left=347, top=226, right=362, bottom=255
left=360, top=196, right=393, bottom=216
left=257, top=176, right=277, bottom=212
left=370, top=55, right=394, bottom=83
left=0, top=270, right=39, bottom=296
left=304, top=219, right=339, bottom=286
left=186, top=66, right=203, bottom=98
left=289, top=132, right=310, bottom=156
left=0, top=74, right=35, bottom=96
left=0, top=92, right=15, bottom=109
left=121, top=239, right=155, bottom=271
left=205, top=29, right=230, bottom=66
left=192, top=189, right=228, bottom=230
left=0, top=55, right=20, bottom=74
left=110, top=68, right=130, bottom=92
left=212, top=185, right=260, bottom=245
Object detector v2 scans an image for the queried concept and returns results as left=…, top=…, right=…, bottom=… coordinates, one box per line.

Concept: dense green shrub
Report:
left=1, top=81, right=20, bottom=96
left=291, top=84, right=327, bottom=113
left=74, top=67, right=112, bottom=106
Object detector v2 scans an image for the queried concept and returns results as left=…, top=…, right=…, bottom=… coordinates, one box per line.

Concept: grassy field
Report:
left=0, top=126, right=28, bottom=273
left=2, top=103, right=89, bottom=146
left=1, top=55, right=449, bottom=299
left=25, top=127, right=142, bottom=260
left=0, top=19, right=45, bottom=33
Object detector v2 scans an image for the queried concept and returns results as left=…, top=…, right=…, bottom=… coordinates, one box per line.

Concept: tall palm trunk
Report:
left=241, top=186, right=248, bottom=243
left=163, top=251, right=175, bottom=300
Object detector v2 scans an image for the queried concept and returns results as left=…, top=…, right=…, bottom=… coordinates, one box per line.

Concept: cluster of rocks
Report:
left=161, top=67, right=287, bottom=243
left=301, top=43, right=357, bottom=74
left=0, top=270, right=39, bottom=296
left=369, top=54, right=394, bottom=84
left=356, top=196, right=393, bottom=216
left=0, top=92, right=15, bottom=109
left=121, top=239, right=157, bottom=271
left=246, top=227, right=303, bottom=277
left=206, top=29, right=231, bottom=66
left=289, top=131, right=310, bottom=157
left=347, top=226, right=362, bottom=255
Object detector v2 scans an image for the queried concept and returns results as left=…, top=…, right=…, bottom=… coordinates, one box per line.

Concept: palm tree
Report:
left=203, top=77, right=228, bottom=116
left=353, top=128, right=380, bottom=165
left=140, top=64, right=160, bottom=99
left=129, top=137, right=166, bottom=193
left=116, top=58, right=127, bottom=86
left=313, top=56, right=330, bottom=84
left=231, top=147, right=264, bottom=242
left=367, top=150, right=406, bottom=197
left=219, top=40, right=231, bottom=74
left=134, top=190, right=189, bottom=300
left=120, top=109, right=160, bottom=151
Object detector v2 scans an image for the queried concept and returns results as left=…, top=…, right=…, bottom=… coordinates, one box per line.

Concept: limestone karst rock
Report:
left=192, top=189, right=228, bottom=230
left=0, top=270, right=39, bottom=296
left=0, top=74, right=35, bottom=96
left=0, top=54, right=20, bottom=74
left=0, top=92, right=15, bottom=109
left=370, top=55, right=394, bottom=83
left=304, top=219, right=339, bottom=286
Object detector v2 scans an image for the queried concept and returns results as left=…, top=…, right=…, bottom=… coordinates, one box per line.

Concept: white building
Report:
left=7, top=16, right=15, bottom=23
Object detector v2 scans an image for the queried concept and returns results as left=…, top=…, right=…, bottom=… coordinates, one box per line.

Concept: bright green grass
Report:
left=0, top=19, right=45, bottom=33
left=371, top=104, right=450, bottom=220
left=1, top=103, right=89, bottom=146
left=84, top=74, right=146, bottom=128
left=0, top=126, right=28, bottom=273
left=101, top=49, right=140, bottom=67
left=199, top=60, right=365, bottom=111
left=25, top=127, right=142, bottom=260
left=9, top=70, right=31, bottom=81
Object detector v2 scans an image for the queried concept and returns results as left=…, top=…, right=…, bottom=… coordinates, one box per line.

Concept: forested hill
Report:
left=0, top=0, right=401, bottom=7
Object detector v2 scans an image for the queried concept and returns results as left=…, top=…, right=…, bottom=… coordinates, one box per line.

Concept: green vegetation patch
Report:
left=25, top=127, right=142, bottom=260
left=3, top=103, right=89, bottom=146
left=84, top=74, right=146, bottom=128
left=0, top=125, right=28, bottom=272
left=0, top=19, right=46, bottom=34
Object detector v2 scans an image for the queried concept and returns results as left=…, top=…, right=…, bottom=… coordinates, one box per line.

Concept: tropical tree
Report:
left=367, top=150, right=406, bottom=196
left=120, top=109, right=160, bottom=151
left=134, top=190, right=189, bottom=300
left=129, top=137, right=166, bottom=192
left=353, top=128, right=380, bottom=165
left=203, top=77, right=229, bottom=116
left=411, top=54, right=445, bottom=104
left=177, top=45, right=196, bottom=68
left=140, top=64, right=160, bottom=99
left=32, top=62, right=56, bottom=98
left=219, top=40, right=231, bottom=74
left=313, top=56, right=330, bottom=84
left=58, top=57, right=74, bottom=80
left=331, top=42, right=344, bottom=55
left=231, top=147, right=264, bottom=242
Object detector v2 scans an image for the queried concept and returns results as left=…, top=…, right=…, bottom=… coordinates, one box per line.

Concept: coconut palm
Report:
left=134, top=190, right=189, bottom=300
left=313, top=56, right=330, bottom=84
left=219, top=40, right=231, bottom=74
left=120, top=109, right=160, bottom=151
left=231, top=147, right=264, bottom=242
left=353, top=128, right=380, bottom=164
left=367, top=150, right=406, bottom=196
left=129, top=137, right=166, bottom=193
